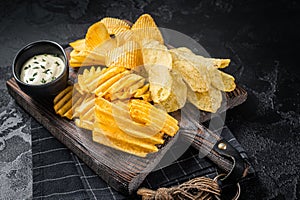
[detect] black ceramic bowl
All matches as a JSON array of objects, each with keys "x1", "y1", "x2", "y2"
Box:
[{"x1": 12, "y1": 40, "x2": 69, "y2": 97}]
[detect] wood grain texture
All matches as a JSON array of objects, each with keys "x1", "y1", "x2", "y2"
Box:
[{"x1": 6, "y1": 72, "x2": 247, "y2": 195}]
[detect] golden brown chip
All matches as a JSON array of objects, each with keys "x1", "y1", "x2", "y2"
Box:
[
  {"x1": 74, "y1": 94, "x2": 95, "y2": 118},
  {"x1": 170, "y1": 48, "x2": 210, "y2": 92},
  {"x1": 53, "y1": 85, "x2": 73, "y2": 105},
  {"x1": 53, "y1": 86, "x2": 73, "y2": 112},
  {"x1": 100, "y1": 17, "x2": 131, "y2": 35},
  {"x1": 69, "y1": 39, "x2": 85, "y2": 51},
  {"x1": 87, "y1": 66, "x2": 127, "y2": 93},
  {"x1": 209, "y1": 58, "x2": 231, "y2": 69},
  {"x1": 94, "y1": 70, "x2": 130, "y2": 96},
  {"x1": 105, "y1": 41, "x2": 143, "y2": 69},
  {"x1": 141, "y1": 40, "x2": 172, "y2": 103},
  {"x1": 209, "y1": 68, "x2": 236, "y2": 92},
  {"x1": 93, "y1": 124, "x2": 159, "y2": 157},
  {"x1": 53, "y1": 85, "x2": 77, "y2": 119},
  {"x1": 77, "y1": 66, "x2": 104, "y2": 93},
  {"x1": 115, "y1": 30, "x2": 134, "y2": 47},
  {"x1": 187, "y1": 85, "x2": 222, "y2": 113},
  {"x1": 131, "y1": 14, "x2": 164, "y2": 44},
  {"x1": 158, "y1": 70, "x2": 187, "y2": 112},
  {"x1": 106, "y1": 73, "x2": 145, "y2": 100},
  {"x1": 129, "y1": 99, "x2": 179, "y2": 137},
  {"x1": 94, "y1": 97, "x2": 165, "y2": 144},
  {"x1": 85, "y1": 22, "x2": 110, "y2": 50},
  {"x1": 69, "y1": 50, "x2": 105, "y2": 67},
  {"x1": 75, "y1": 118, "x2": 94, "y2": 131}
]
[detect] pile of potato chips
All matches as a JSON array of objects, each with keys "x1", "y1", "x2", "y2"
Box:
[{"x1": 53, "y1": 14, "x2": 236, "y2": 157}]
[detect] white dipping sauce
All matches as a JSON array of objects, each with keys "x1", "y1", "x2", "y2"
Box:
[{"x1": 20, "y1": 54, "x2": 64, "y2": 85}]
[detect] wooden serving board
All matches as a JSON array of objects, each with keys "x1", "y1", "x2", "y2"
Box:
[{"x1": 6, "y1": 65, "x2": 247, "y2": 195}]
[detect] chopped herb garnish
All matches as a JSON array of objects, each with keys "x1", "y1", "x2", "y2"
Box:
[
  {"x1": 41, "y1": 78, "x2": 46, "y2": 84},
  {"x1": 40, "y1": 65, "x2": 45, "y2": 69},
  {"x1": 33, "y1": 72, "x2": 38, "y2": 77},
  {"x1": 54, "y1": 54, "x2": 58, "y2": 57},
  {"x1": 51, "y1": 76, "x2": 56, "y2": 80},
  {"x1": 24, "y1": 64, "x2": 32, "y2": 70},
  {"x1": 34, "y1": 57, "x2": 37, "y2": 60},
  {"x1": 44, "y1": 54, "x2": 48, "y2": 56},
  {"x1": 55, "y1": 61, "x2": 60, "y2": 66},
  {"x1": 43, "y1": 69, "x2": 50, "y2": 74},
  {"x1": 50, "y1": 71, "x2": 53, "y2": 74},
  {"x1": 29, "y1": 78, "x2": 35, "y2": 81},
  {"x1": 26, "y1": 80, "x2": 28, "y2": 83},
  {"x1": 33, "y1": 66, "x2": 39, "y2": 69},
  {"x1": 42, "y1": 58, "x2": 46, "y2": 62},
  {"x1": 33, "y1": 61, "x2": 39, "y2": 64}
]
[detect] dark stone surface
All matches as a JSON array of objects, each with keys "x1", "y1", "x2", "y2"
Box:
[{"x1": 0, "y1": 0, "x2": 299, "y2": 199}]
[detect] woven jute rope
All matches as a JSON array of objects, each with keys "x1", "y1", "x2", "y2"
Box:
[{"x1": 137, "y1": 177, "x2": 221, "y2": 200}]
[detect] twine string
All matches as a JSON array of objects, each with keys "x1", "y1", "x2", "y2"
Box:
[{"x1": 137, "y1": 177, "x2": 221, "y2": 200}]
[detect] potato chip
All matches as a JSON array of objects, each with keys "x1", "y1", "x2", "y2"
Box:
[
  {"x1": 100, "y1": 17, "x2": 131, "y2": 35},
  {"x1": 105, "y1": 41, "x2": 143, "y2": 69},
  {"x1": 131, "y1": 14, "x2": 164, "y2": 44},
  {"x1": 170, "y1": 47, "x2": 231, "y2": 69},
  {"x1": 69, "y1": 39, "x2": 85, "y2": 51},
  {"x1": 141, "y1": 40, "x2": 172, "y2": 103},
  {"x1": 75, "y1": 118, "x2": 94, "y2": 131},
  {"x1": 69, "y1": 50, "x2": 105, "y2": 67},
  {"x1": 158, "y1": 70, "x2": 187, "y2": 112},
  {"x1": 85, "y1": 22, "x2": 110, "y2": 50},
  {"x1": 87, "y1": 66, "x2": 127, "y2": 93},
  {"x1": 106, "y1": 73, "x2": 145, "y2": 100},
  {"x1": 115, "y1": 30, "x2": 134, "y2": 47},
  {"x1": 53, "y1": 85, "x2": 73, "y2": 105},
  {"x1": 172, "y1": 59, "x2": 209, "y2": 93},
  {"x1": 129, "y1": 99, "x2": 179, "y2": 137},
  {"x1": 53, "y1": 86, "x2": 73, "y2": 112},
  {"x1": 134, "y1": 83, "x2": 149, "y2": 97},
  {"x1": 94, "y1": 70, "x2": 130, "y2": 96},
  {"x1": 75, "y1": 94, "x2": 95, "y2": 118},
  {"x1": 209, "y1": 68, "x2": 236, "y2": 92},
  {"x1": 94, "y1": 97, "x2": 165, "y2": 143},
  {"x1": 187, "y1": 85, "x2": 222, "y2": 113},
  {"x1": 209, "y1": 58, "x2": 231, "y2": 69},
  {"x1": 93, "y1": 124, "x2": 159, "y2": 157},
  {"x1": 77, "y1": 66, "x2": 103, "y2": 93},
  {"x1": 53, "y1": 85, "x2": 83, "y2": 119}
]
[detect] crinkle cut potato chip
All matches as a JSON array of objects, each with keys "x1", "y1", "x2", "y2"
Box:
[
  {"x1": 77, "y1": 66, "x2": 102, "y2": 94},
  {"x1": 85, "y1": 22, "x2": 110, "y2": 50},
  {"x1": 92, "y1": 97, "x2": 179, "y2": 157},
  {"x1": 53, "y1": 85, "x2": 87, "y2": 119},
  {"x1": 93, "y1": 98, "x2": 176, "y2": 157},
  {"x1": 131, "y1": 14, "x2": 164, "y2": 45},
  {"x1": 115, "y1": 30, "x2": 134, "y2": 47},
  {"x1": 95, "y1": 98, "x2": 166, "y2": 142},
  {"x1": 106, "y1": 73, "x2": 145, "y2": 101},
  {"x1": 94, "y1": 70, "x2": 131, "y2": 97},
  {"x1": 105, "y1": 41, "x2": 143, "y2": 69},
  {"x1": 100, "y1": 17, "x2": 131, "y2": 35}
]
